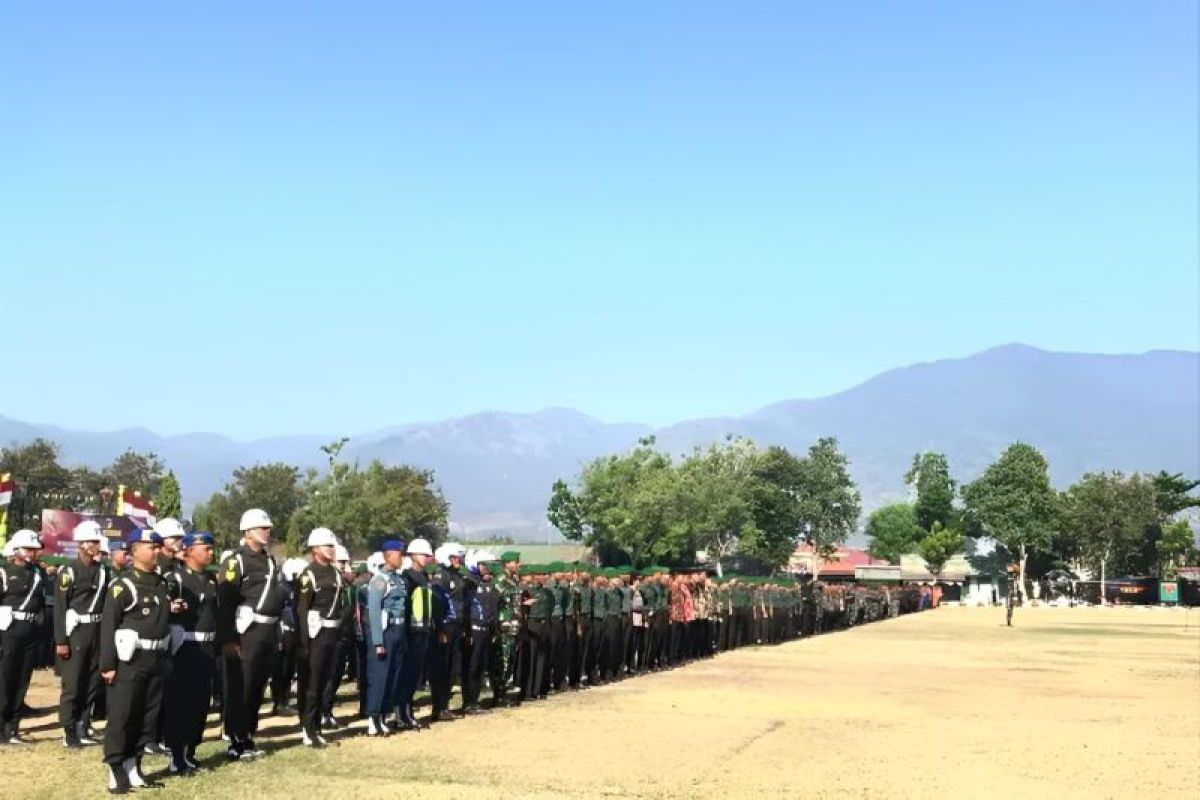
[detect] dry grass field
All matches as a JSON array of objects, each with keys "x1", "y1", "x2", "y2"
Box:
[{"x1": 4, "y1": 605, "x2": 1197, "y2": 799}]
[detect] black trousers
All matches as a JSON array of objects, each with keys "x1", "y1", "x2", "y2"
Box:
[
  {"x1": 429, "y1": 622, "x2": 461, "y2": 714},
  {"x1": 58, "y1": 623, "x2": 101, "y2": 729},
  {"x1": 297, "y1": 629, "x2": 337, "y2": 736},
  {"x1": 222, "y1": 621, "x2": 278, "y2": 742},
  {"x1": 520, "y1": 620, "x2": 548, "y2": 699},
  {"x1": 165, "y1": 641, "x2": 216, "y2": 751},
  {"x1": 103, "y1": 651, "x2": 167, "y2": 765},
  {"x1": 570, "y1": 620, "x2": 589, "y2": 687},
  {"x1": 587, "y1": 618, "x2": 607, "y2": 681},
  {"x1": 395, "y1": 630, "x2": 430, "y2": 722},
  {"x1": 461, "y1": 624, "x2": 490, "y2": 706},
  {"x1": 543, "y1": 618, "x2": 563, "y2": 693},
  {"x1": 270, "y1": 629, "x2": 297, "y2": 709},
  {"x1": 321, "y1": 634, "x2": 352, "y2": 717},
  {"x1": 560, "y1": 621, "x2": 578, "y2": 688},
  {"x1": 0, "y1": 622, "x2": 41, "y2": 732}
]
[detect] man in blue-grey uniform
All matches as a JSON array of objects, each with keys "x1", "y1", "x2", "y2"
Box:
[{"x1": 361, "y1": 540, "x2": 407, "y2": 736}]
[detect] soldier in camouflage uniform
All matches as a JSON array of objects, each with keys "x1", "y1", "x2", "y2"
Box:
[{"x1": 488, "y1": 551, "x2": 521, "y2": 707}]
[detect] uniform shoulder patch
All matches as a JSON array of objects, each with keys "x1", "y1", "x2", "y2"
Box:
[
  {"x1": 223, "y1": 559, "x2": 239, "y2": 582},
  {"x1": 112, "y1": 583, "x2": 123, "y2": 598}
]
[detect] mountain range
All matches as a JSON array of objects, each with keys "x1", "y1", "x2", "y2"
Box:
[{"x1": 2, "y1": 344, "x2": 1196, "y2": 541}]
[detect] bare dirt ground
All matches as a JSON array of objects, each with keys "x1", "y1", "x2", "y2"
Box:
[{"x1": 4, "y1": 606, "x2": 1197, "y2": 799}]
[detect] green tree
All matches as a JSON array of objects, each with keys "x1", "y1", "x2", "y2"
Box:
[
  {"x1": 676, "y1": 437, "x2": 761, "y2": 576},
  {"x1": 745, "y1": 446, "x2": 807, "y2": 569},
  {"x1": 918, "y1": 522, "x2": 965, "y2": 582},
  {"x1": 547, "y1": 437, "x2": 687, "y2": 566},
  {"x1": 156, "y1": 471, "x2": 182, "y2": 520},
  {"x1": 1060, "y1": 471, "x2": 1157, "y2": 600},
  {"x1": 905, "y1": 452, "x2": 957, "y2": 531},
  {"x1": 1156, "y1": 519, "x2": 1197, "y2": 578},
  {"x1": 288, "y1": 460, "x2": 449, "y2": 556},
  {"x1": 0, "y1": 438, "x2": 72, "y2": 528},
  {"x1": 106, "y1": 448, "x2": 166, "y2": 497},
  {"x1": 866, "y1": 502, "x2": 922, "y2": 564},
  {"x1": 794, "y1": 437, "x2": 861, "y2": 580},
  {"x1": 1129, "y1": 472, "x2": 1200, "y2": 576},
  {"x1": 961, "y1": 442, "x2": 1057, "y2": 604}
]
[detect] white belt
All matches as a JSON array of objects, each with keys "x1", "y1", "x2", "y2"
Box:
[
  {"x1": 319, "y1": 619, "x2": 341, "y2": 629},
  {"x1": 250, "y1": 612, "x2": 278, "y2": 624},
  {"x1": 75, "y1": 613, "x2": 102, "y2": 624},
  {"x1": 13, "y1": 611, "x2": 38, "y2": 621},
  {"x1": 138, "y1": 637, "x2": 170, "y2": 651},
  {"x1": 182, "y1": 631, "x2": 216, "y2": 643}
]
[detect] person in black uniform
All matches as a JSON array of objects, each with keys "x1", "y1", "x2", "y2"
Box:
[
  {"x1": 428, "y1": 542, "x2": 465, "y2": 721},
  {"x1": 270, "y1": 559, "x2": 304, "y2": 715},
  {"x1": 319, "y1": 544, "x2": 356, "y2": 731},
  {"x1": 55, "y1": 520, "x2": 108, "y2": 748},
  {"x1": 393, "y1": 537, "x2": 435, "y2": 730},
  {"x1": 100, "y1": 528, "x2": 180, "y2": 794},
  {"x1": 0, "y1": 528, "x2": 47, "y2": 745},
  {"x1": 460, "y1": 551, "x2": 499, "y2": 714},
  {"x1": 215, "y1": 508, "x2": 283, "y2": 761},
  {"x1": 295, "y1": 527, "x2": 345, "y2": 748},
  {"x1": 164, "y1": 531, "x2": 218, "y2": 775}
]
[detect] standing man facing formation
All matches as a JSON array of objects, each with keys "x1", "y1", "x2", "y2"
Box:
[
  {"x1": 55, "y1": 520, "x2": 107, "y2": 749},
  {"x1": 216, "y1": 508, "x2": 282, "y2": 761}
]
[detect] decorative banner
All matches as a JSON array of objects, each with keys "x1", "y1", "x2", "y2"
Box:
[
  {"x1": 40, "y1": 509, "x2": 143, "y2": 557},
  {"x1": 0, "y1": 472, "x2": 13, "y2": 506}
]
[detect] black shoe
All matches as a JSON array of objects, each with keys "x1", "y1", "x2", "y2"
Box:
[
  {"x1": 168, "y1": 752, "x2": 197, "y2": 776},
  {"x1": 107, "y1": 764, "x2": 132, "y2": 795},
  {"x1": 432, "y1": 710, "x2": 456, "y2": 723},
  {"x1": 64, "y1": 728, "x2": 84, "y2": 749},
  {"x1": 302, "y1": 729, "x2": 327, "y2": 748}
]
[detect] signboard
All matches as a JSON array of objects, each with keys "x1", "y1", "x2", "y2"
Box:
[
  {"x1": 40, "y1": 510, "x2": 143, "y2": 557},
  {"x1": 1159, "y1": 581, "x2": 1179, "y2": 604}
]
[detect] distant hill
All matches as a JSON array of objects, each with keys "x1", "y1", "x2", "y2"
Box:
[{"x1": 2, "y1": 344, "x2": 1196, "y2": 541}]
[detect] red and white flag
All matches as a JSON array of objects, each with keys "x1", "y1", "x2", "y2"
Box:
[
  {"x1": 118, "y1": 485, "x2": 157, "y2": 525},
  {"x1": 0, "y1": 473, "x2": 13, "y2": 507}
]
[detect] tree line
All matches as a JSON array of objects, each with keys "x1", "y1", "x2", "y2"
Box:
[
  {"x1": 866, "y1": 444, "x2": 1199, "y2": 599},
  {"x1": 547, "y1": 435, "x2": 861, "y2": 576},
  {"x1": 0, "y1": 437, "x2": 449, "y2": 554}
]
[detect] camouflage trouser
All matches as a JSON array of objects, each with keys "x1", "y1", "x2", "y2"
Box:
[{"x1": 488, "y1": 628, "x2": 519, "y2": 701}]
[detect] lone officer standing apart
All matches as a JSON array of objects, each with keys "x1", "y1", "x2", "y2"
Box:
[
  {"x1": 164, "y1": 531, "x2": 218, "y2": 775},
  {"x1": 362, "y1": 539, "x2": 407, "y2": 736},
  {"x1": 296, "y1": 528, "x2": 345, "y2": 747},
  {"x1": 0, "y1": 528, "x2": 47, "y2": 745},
  {"x1": 100, "y1": 528, "x2": 181, "y2": 794},
  {"x1": 216, "y1": 508, "x2": 283, "y2": 761},
  {"x1": 55, "y1": 520, "x2": 108, "y2": 748}
]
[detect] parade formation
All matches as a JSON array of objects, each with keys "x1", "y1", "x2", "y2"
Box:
[{"x1": 0, "y1": 510, "x2": 931, "y2": 795}]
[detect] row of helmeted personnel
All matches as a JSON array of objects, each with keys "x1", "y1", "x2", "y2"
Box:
[{"x1": 0, "y1": 510, "x2": 929, "y2": 794}]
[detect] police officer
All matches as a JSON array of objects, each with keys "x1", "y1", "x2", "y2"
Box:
[
  {"x1": 461, "y1": 550, "x2": 498, "y2": 713},
  {"x1": 429, "y1": 542, "x2": 465, "y2": 721},
  {"x1": 164, "y1": 531, "x2": 218, "y2": 775},
  {"x1": 55, "y1": 520, "x2": 108, "y2": 748},
  {"x1": 100, "y1": 528, "x2": 179, "y2": 794},
  {"x1": 296, "y1": 528, "x2": 345, "y2": 748},
  {"x1": 362, "y1": 540, "x2": 406, "y2": 735},
  {"x1": 270, "y1": 558, "x2": 306, "y2": 715},
  {"x1": 216, "y1": 508, "x2": 283, "y2": 760},
  {"x1": 0, "y1": 529, "x2": 47, "y2": 745},
  {"x1": 319, "y1": 543, "x2": 356, "y2": 731},
  {"x1": 394, "y1": 538, "x2": 434, "y2": 730}
]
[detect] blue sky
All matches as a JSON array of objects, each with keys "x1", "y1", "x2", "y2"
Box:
[{"x1": 2, "y1": 2, "x2": 1196, "y2": 438}]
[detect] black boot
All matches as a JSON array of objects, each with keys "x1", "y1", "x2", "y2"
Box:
[{"x1": 63, "y1": 726, "x2": 83, "y2": 749}]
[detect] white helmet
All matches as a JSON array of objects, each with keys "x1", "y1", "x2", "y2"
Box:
[
  {"x1": 306, "y1": 527, "x2": 339, "y2": 549},
  {"x1": 73, "y1": 520, "x2": 104, "y2": 543},
  {"x1": 445, "y1": 542, "x2": 466, "y2": 560},
  {"x1": 407, "y1": 538, "x2": 433, "y2": 557},
  {"x1": 335, "y1": 544, "x2": 350, "y2": 563},
  {"x1": 239, "y1": 508, "x2": 273, "y2": 531},
  {"x1": 466, "y1": 548, "x2": 496, "y2": 571},
  {"x1": 9, "y1": 529, "x2": 43, "y2": 550},
  {"x1": 154, "y1": 517, "x2": 186, "y2": 540},
  {"x1": 1, "y1": 540, "x2": 14, "y2": 558},
  {"x1": 98, "y1": 536, "x2": 112, "y2": 555},
  {"x1": 366, "y1": 552, "x2": 385, "y2": 575},
  {"x1": 281, "y1": 557, "x2": 309, "y2": 581}
]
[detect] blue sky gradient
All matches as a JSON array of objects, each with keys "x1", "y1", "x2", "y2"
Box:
[{"x1": 2, "y1": 2, "x2": 1196, "y2": 437}]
